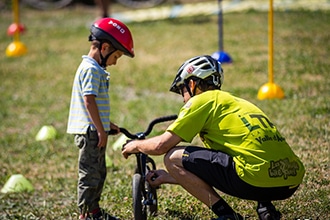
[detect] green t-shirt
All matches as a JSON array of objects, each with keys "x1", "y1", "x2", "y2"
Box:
[{"x1": 167, "y1": 90, "x2": 305, "y2": 187}]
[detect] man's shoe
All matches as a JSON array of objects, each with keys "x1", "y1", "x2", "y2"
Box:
[
  {"x1": 212, "y1": 212, "x2": 244, "y2": 220},
  {"x1": 257, "y1": 206, "x2": 281, "y2": 220}
]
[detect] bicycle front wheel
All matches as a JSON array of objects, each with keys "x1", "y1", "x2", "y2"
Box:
[
  {"x1": 146, "y1": 182, "x2": 158, "y2": 216},
  {"x1": 146, "y1": 161, "x2": 158, "y2": 216},
  {"x1": 132, "y1": 173, "x2": 147, "y2": 220},
  {"x1": 116, "y1": 0, "x2": 165, "y2": 9},
  {"x1": 23, "y1": 0, "x2": 73, "y2": 10}
]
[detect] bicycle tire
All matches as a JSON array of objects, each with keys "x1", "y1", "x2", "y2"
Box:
[
  {"x1": 23, "y1": 0, "x2": 73, "y2": 10},
  {"x1": 146, "y1": 182, "x2": 158, "y2": 216},
  {"x1": 132, "y1": 173, "x2": 147, "y2": 220},
  {"x1": 116, "y1": 0, "x2": 165, "y2": 9},
  {"x1": 146, "y1": 160, "x2": 158, "y2": 216}
]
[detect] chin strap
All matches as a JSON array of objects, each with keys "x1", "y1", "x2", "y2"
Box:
[
  {"x1": 89, "y1": 36, "x2": 116, "y2": 68},
  {"x1": 183, "y1": 81, "x2": 193, "y2": 97},
  {"x1": 89, "y1": 35, "x2": 115, "y2": 69},
  {"x1": 184, "y1": 79, "x2": 201, "y2": 97},
  {"x1": 99, "y1": 42, "x2": 117, "y2": 69},
  {"x1": 100, "y1": 49, "x2": 116, "y2": 68}
]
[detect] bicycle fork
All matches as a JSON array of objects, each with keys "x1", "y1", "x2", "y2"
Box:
[{"x1": 135, "y1": 153, "x2": 157, "y2": 206}]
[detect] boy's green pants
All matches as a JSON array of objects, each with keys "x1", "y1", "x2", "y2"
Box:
[{"x1": 74, "y1": 128, "x2": 107, "y2": 214}]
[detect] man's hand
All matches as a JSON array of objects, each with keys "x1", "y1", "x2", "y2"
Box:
[
  {"x1": 121, "y1": 140, "x2": 139, "y2": 159},
  {"x1": 146, "y1": 169, "x2": 178, "y2": 187}
]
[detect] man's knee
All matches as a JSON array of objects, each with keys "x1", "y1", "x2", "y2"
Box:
[
  {"x1": 163, "y1": 147, "x2": 185, "y2": 169},
  {"x1": 163, "y1": 149, "x2": 173, "y2": 168}
]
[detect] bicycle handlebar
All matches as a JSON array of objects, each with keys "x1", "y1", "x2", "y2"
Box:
[{"x1": 112, "y1": 115, "x2": 177, "y2": 139}]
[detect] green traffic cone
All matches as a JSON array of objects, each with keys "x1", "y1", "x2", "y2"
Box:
[
  {"x1": 112, "y1": 134, "x2": 128, "y2": 151},
  {"x1": 35, "y1": 125, "x2": 57, "y2": 141},
  {"x1": 1, "y1": 174, "x2": 34, "y2": 193},
  {"x1": 105, "y1": 154, "x2": 113, "y2": 168}
]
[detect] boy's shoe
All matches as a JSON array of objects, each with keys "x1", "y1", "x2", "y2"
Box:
[
  {"x1": 79, "y1": 214, "x2": 87, "y2": 220},
  {"x1": 257, "y1": 206, "x2": 281, "y2": 220},
  {"x1": 91, "y1": 209, "x2": 120, "y2": 220},
  {"x1": 81, "y1": 209, "x2": 120, "y2": 220},
  {"x1": 212, "y1": 212, "x2": 244, "y2": 220}
]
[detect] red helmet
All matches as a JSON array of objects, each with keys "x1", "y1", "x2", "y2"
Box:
[{"x1": 90, "y1": 18, "x2": 134, "y2": 58}]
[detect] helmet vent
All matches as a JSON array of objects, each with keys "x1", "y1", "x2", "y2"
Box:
[{"x1": 201, "y1": 64, "x2": 212, "y2": 70}]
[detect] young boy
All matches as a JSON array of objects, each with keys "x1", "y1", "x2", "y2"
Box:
[{"x1": 67, "y1": 18, "x2": 134, "y2": 220}]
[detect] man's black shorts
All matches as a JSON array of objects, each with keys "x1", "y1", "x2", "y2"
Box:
[{"x1": 181, "y1": 146, "x2": 298, "y2": 201}]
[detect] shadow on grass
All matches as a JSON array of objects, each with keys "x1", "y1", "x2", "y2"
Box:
[{"x1": 165, "y1": 208, "x2": 199, "y2": 220}]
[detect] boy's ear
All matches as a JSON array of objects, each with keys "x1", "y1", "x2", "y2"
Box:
[
  {"x1": 101, "y1": 42, "x2": 108, "y2": 50},
  {"x1": 102, "y1": 42, "x2": 114, "y2": 50}
]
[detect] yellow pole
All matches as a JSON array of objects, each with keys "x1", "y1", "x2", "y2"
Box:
[
  {"x1": 268, "y1": 0, "x2": 274, "y2": 84},
  {"x1": 257, "y1": 0, "x2": 284, "y2": 100},
  {"x1": 6, "y1": 0, "x2": 27, "y2": 57},
  {"x1": 13, "y1": 0, "x2": 20, "y2": 42}
]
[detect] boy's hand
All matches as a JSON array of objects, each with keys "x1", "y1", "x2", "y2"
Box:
[
  {"x1": 109, "y1": 122, "x2": 120, "y2": 135},
  {"x1": 97, "y1": 130, "x2": 108, "y2": 148}
]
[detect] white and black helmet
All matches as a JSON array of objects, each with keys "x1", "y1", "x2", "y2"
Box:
[{"x1": 170, "y1": 55, "x2": 224, "y2": 95}]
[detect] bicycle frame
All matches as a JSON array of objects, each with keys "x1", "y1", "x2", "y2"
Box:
[
  {"x1": 134, "y1": 133, "x2": 157, "y2": 209},
  {"x1": 136, "y1": 153, "x2": 157, "y2": 202},
  {"x1": 21, "y1": 0, "x2": 165, "y2": 10},
  {"x1": 117, "y1": 115, "x2": 177, "y2": 219}
]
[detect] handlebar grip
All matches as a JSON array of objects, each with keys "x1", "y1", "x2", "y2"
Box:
[
  {"x1": 108, "y1": 129, "x2": 118, "y2": 135},
  {"x1": 120, "y1": 128, "x2": 137, "y2": 139},
  {"x1": 115, "y1": 114, "x2": 178, "y2": 139},
  {"x1": 144, "y1": 114, "x2": 177, "y2": 136}
]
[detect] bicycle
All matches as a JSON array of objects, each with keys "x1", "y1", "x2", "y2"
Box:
[
  {"x1": 21, "y1": 0, "x2": 166, "y2": 10},
  {"x1": 22, "y1": 0, "x2": 73, "y2": 10},
  {"x1": 113, "y1": 115, "x2": 177, "y2": 220}
]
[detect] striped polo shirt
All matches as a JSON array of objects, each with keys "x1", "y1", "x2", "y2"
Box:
[{"x1": 67, "y1": 55, "x2": 110, "y2": 134}]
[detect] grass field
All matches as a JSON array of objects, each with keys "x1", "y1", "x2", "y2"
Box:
[{"x1": 0, "y1": 3, "x2": 329, "y2": 220}]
